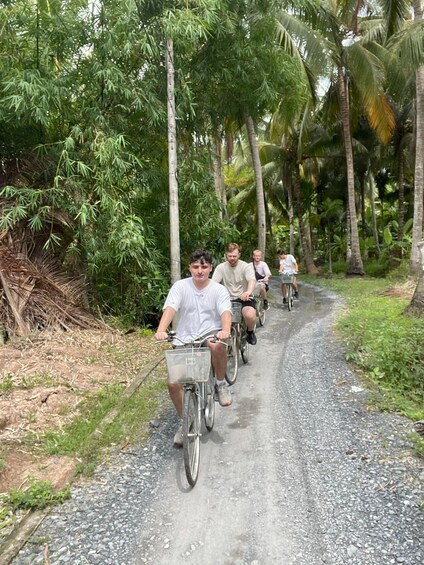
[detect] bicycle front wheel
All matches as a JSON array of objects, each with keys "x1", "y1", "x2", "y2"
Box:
[
  {"x1": 258, "y1": 301, "x2": 266, "y2": 326},
  {"x1": 240, "y1": 333, "x2": 250, "y2": 364},
  {"x1": 204, "y1": 369, "x2": 215, "y2": 431},
  {"x1": 287, "y1": 285, "x2": 292, "y2": 311},
  {"x1": 183, "y1": 389, "x2": 200, "y2": 487},
  {"x1": 225, "y1": 326, "x2": 239, "y2": 386}
]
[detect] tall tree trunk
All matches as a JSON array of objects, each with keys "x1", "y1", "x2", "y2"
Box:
[
  {"x1": 410, "y1": 63, "x2": 424, "y2": 275},
  {"x1": 368, "y1": 167, "x2": 380, "y2": 255},
  {"x1": 287, "y1": 177, "x2": 295, "y2": 255},
  {"x1": 410, "y1": 1, "x2": 424, "y2": 276},
  {"x1": 398, "y1": 153, "x2": 405, "y2": 245},
  {"x1": 166, "y1": 38, "x2": 180, "y2": 283},
  {"x1": 245, "y1": 115, "x2": 266, "y2": 254},
  {"x1": 405, "y1": 242, "x2": 424, "y2": 316},
  {"x1": 337, "y1": 65, "x2": 364, "y2": 275},
  {"x1": 391, "y1": 153, "x2": 406, "y2": 264},
  {"x1": 211, "y1": 127, "x2": 227, "y2": 219},
  {"x1": 293, "y1": 167, "x2": 319, "y2": 274}
]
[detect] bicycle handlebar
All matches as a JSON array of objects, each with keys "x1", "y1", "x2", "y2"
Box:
[{"x1": 157, "y1": 331, "x2": 228, "y2": 347}]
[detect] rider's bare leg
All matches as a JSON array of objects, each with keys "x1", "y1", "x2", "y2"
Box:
[
  {"x1": 168, "y1": 383, "x2": 183, "y2": 417},
  {"x1": 243, "y1": 305, "x2": 256, "y2": 332},
  {"x1": 208, "y1": 340, "x2": 227, "y2": 381}
]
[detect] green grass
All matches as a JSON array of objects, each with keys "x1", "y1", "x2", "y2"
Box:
[
  {"x1": 33, "y1": 374, "x2": 167, "y2": 475},
  {"x1": 302, "y1": 273, "x2": 424, "y2": 437}
]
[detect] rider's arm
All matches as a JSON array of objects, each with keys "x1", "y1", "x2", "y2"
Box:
[
  {"x1": 216, "y1": 310, "x2": 232, "y2": 340},
  {"x1": 155, "y1": 306, "x2": 176, "y2": 340},
  {"x1": 246, "y1": 278, "x2": 256, "y2": 296}
]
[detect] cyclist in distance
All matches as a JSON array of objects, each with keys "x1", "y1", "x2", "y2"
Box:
[
  {"x1": 212, "y1": 242, "x2": 258, "y2": 345},
  {"x1": 278, "y1": 248, "x2": 299, "y2": 303},
  {"x1": 155, "y1": 249, "x2": 232, "y2": 447},
  {"x1": 250, "y1": 249, "x2": 271, "y2": 310}
]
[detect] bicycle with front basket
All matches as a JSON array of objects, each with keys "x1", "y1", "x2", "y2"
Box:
[
  {"x1": 164, "y1": 332, "x2": 226, "y2": 487},
  {"x1": 280, "y1": 272, "x2": 296, "y2": 311}
]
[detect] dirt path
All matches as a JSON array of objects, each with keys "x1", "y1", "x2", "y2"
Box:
[{"x1": 8, "y1": 280, "x2": 424, "y2": 565}]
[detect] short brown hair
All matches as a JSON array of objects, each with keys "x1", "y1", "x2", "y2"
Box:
[{"x1": 226, "y1": 243, "x2": 240, "y2": 253}]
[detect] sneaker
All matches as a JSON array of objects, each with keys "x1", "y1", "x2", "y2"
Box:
[
  {"x1": 216, "y1": 382, "x2": 232, "y2": 407},
  {"x1": 294, "y1": 291, "x2": 299, "y2": 299},
  {"x1": 173, "y1": 425, "x2": 183, "y2": 448},
  {"x1": 263, "y1": 299, "x2": 269, "y2": 310},
  {"x1": 246, "y1": 331, "x2": 257, "y2": 345},
  {"x1": 283, "y1": 297, "x2": 287, "y2": 304}
]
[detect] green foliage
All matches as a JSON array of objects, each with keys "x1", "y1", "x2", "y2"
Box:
[{"x1": 6, "y1": 477, "x2": 70, "y2": 511}]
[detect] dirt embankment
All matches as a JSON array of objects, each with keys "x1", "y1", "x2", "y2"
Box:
[{"x1": 0, "y1": 329, "x2": 160, "y2": 493}]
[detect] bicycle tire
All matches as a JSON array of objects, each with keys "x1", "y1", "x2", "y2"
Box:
[
  {"x1": 287, "y1": 285, "x2": 292, "y2": 311},
  {"x1": 204, "y1": 369, "x2": 215, "y2": 431},
  {"x1": 240, "y1": 331, "x2": 250, "y2": 364},
  {"x1": 258, "y1": 300, "x2": 266, "y2": 326},
  {"x1": 225, "y1": 326, "x2": 239, "y2": 386},
  {"x1": 183, "y1": 388, "x2": 200, "y2": 487}
]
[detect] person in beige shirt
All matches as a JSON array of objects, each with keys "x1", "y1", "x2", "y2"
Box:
[{"x1": 212, "y1": 243, "x2": 258, "y2": 345}]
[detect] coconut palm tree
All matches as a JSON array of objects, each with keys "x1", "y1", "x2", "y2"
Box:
[{"x1": 275, "y1": 0, "x2": 398, "y2": 275}]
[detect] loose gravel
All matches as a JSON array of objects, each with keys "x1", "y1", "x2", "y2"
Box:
[{"x1": 8, "y1": 281, "x2": 423, "y2": 565}]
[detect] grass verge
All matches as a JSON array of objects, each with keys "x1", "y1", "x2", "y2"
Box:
[
  {"x1": 0, "y1": 359, "x2": 168, "y2": 535},
  {"x1": 302, "y1": 273, "x2": 424, "y2": 456}
]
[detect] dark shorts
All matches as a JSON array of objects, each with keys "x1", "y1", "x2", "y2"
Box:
[{"x1": 232, "y1": 298, "x2": 256, "y2": 309}]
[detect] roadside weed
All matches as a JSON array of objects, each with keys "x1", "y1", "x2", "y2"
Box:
[{"x1": 6, "y1": 477, "x2": 70, "y2": 511}]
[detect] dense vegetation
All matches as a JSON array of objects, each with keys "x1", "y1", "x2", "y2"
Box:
[{"x1": 1, "y1": 0, "x2": 423, "y2": 327}]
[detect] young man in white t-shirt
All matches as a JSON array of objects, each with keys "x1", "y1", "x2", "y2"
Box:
[
  {"x1": 278, "y1": 249, "x2": 299, "y2": 302},
  {"x1": 155, "y1": 249, "x2": 232, "y2": 447}
]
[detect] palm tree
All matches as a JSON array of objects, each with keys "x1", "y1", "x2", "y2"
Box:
[{"x1": 276, "y1": 1, "x2": 397, "y2": 275}]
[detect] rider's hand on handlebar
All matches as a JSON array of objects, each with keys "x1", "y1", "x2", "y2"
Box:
[
  {"x1": 155, "y1": 331, "x2": 169, "y2": 341},
  {"x1": 215, "y1": 329, "x2": 231, "y2": 341}
]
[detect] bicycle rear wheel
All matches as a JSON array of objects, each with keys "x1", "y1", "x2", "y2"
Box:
[
  {"x1": 183, "y1": 388, "x2": 200, "y2": 487},
  {"x1": 225, "y1": 326, "x2": 239, "y2": 386},
  {"x1": 204, "y1": 369, "x2": 215, "y2": 431}
]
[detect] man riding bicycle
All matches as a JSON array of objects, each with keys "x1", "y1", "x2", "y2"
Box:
[
  {"x1": 155, "y1": 249, "x2": 232, "y2": 447},
  {"x1": 212, "y1": 243, "x2": 258, "y2": 345},
  {"x1": 250, "y1": 249, "x2": 271, "y2": 310}
]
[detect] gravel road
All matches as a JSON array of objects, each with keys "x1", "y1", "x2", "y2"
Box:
[{"x1": 10, "y1": 280, "x2": 423, "y2": 565}]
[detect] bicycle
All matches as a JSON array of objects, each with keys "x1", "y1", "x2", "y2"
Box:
[
  {"x1": 280, "y1": 273, "x2": 295, "y2": 311},
  {"x1": 164, "y1": 333, "x2": 225, "y2": 487},
  {"x1": 229, "y1": 299, "x2": 253, "y2": 366}
]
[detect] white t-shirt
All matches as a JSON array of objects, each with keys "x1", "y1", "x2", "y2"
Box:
[
  {"x1": 164, "y1": 278, "x2": 231, "y2": 343},
  {"x1": 280, "y1": 254, "x2": 297, "y2": 274},
  {"x1": 212, "y1": 260, "x2": 255, "y2": 299}
]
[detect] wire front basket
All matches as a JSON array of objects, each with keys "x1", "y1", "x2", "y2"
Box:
[
  {"x1": 165, "y1": 347, "x2": 211, "y2": 384},
  {"x1": 280, "y1": 273, "x2": 295, "y2": 284}
]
